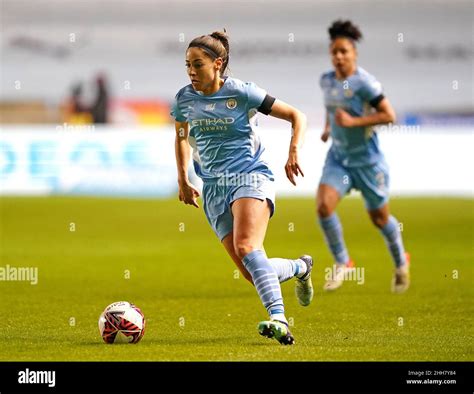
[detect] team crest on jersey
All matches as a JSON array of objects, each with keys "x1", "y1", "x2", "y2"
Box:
[
  {"x1": 226, "y1": 98, "x2": 237, "y2": 109},
  {"x1": 344, "y1": 89, "x2": 354, "y2": 98}
]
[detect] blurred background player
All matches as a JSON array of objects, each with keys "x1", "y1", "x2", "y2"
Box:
[
  {"x1": 90, "y1": 73, "x2": 110, "y2": 124},
  {"x1": 65, "y1": 73, "x2": 110, "y2": 125},
  {"x1": 172, "y1": 31, "x2": 313, "y2": 345},
  {"x1": 66, "y1": 81, "x2": 92, "y2": 124},
  {"x1": 317, "y1": 20, "x2": 410, "y2": 293}
]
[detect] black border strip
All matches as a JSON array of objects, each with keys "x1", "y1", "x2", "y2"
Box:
[{"x1": 0, "y1": 361, "x2": 472, "y2": 393}]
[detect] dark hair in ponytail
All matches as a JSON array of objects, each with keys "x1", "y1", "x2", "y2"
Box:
[
  {"x1": 188, "y1": 29, "x2": 230, "y2": 74},
  {"x1": 328, "y1": 20, "x2": 362, "y2": 44}
]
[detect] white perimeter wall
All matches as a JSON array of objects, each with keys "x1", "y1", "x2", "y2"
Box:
[{"x1": 0, "y1": 126, "x2": 472, "y2": 197}]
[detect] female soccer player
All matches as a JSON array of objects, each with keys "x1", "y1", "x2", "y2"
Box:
[
  {"x1": 172, "y1": 31, "x2": 313, "y2": 345},
  {"x1": 317, "y1": 20, "x2": 410, "y2": 293}
]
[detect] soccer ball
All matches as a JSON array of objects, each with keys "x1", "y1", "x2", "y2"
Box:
[{"x1": 98, "y1": 301, "x2": 146, "y2": 344}]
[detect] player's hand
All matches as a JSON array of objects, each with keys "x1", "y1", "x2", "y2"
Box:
[
  {"x1": 285, "y1": 148, "x2": 304, "y2": 186},
  {"x1": 335, "y1": 108, "x2": 356, "y2": 127},
  {"x1": 178, "y1": 180, "x2": 200, "y2": 208},
  {"x1": 321, "y1": 130, "x2": 330, "y2": 142}
]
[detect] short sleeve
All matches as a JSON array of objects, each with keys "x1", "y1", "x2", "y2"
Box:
[
  {"x1": 319, "y1": 74, "x2": 325, "y2": 89},
  {"x1": 246, "y1": 82, "x2": 267, "y2": 109},
  {"x1": 357, "y1": 75, "x2": 383, "y2": 103},
  {"x1": 170, "y1": 93, "x2": 186, "y2": 122},
  {"x1": 319, "y1": 72, "x2": 333, "y2": 90}
]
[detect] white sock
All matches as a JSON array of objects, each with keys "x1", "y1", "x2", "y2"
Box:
[
  {"x1": 268, "y1": 258, "x2": 307, "y2": 282},
  {"x1": 270, "y1": 313, "x2": 288, "y2": 325},
  {"x1": 295, "y1": 259, "x2": 308, "y2": 279}
]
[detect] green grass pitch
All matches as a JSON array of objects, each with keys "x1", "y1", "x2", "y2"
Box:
[{"x1": 0, "y1": 196, "x2": 472, "y2": 361}]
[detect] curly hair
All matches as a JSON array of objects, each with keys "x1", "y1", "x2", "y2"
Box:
[{"x1": 328, "y1": 20, "x2": 363, "y2": 43}]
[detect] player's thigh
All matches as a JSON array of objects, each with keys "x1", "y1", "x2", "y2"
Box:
[
  {"x1": 353, "y1": 161, "x2": 390, "y2": 212},
  {"x1": 318, "y1": 157, "x2": 352, "y2": 217},
  {"x1": 221, "y1": 232, "x2": 253, "y2": 283},
  {"x1": 231, "y1": 197, "x2": 271, "y2": 256}
]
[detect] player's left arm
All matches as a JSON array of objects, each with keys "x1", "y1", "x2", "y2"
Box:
[
  {"x1": 335, "y1": 97, "x2": 396, "y2": 128},
  {"x1": 267, "y1": 99, "x2": 307, "y2": 186}
]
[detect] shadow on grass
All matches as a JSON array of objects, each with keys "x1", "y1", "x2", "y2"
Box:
[{"x1": 80, "y1": 336, "x2": 262, "y2": 347}]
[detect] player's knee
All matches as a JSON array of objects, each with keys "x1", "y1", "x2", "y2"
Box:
[
  {"x1": 234, "y1": 241, "x2": 256, "y2": 260},
  {"x1": 317, "y1": 200, "x2": 334, "y2": 218},
  {"x1": 370, "y1": 212, "x2": 388, "y2": 228}
]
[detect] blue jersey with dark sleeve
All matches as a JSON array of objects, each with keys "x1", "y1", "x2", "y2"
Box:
[
  {"x1": 320, "y1": 67, "x2": 385, "y2": 167},
  {"x1": 171, "y1": 76, "x2": 274, "y2": 182}
]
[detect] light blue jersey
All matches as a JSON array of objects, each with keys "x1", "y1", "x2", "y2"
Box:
[
  {"x1": 171, "y1": 76, "x2": 274, "y2": 183},
  {"x1": 320, "y1": 67, "x2": 384, "y2": 168},
  {"x1": 318, "y1": 69, "x2": 407, "y2": 269},
  {"x1": 171, "y1": 76, "x2": 276, "y2": 241}
]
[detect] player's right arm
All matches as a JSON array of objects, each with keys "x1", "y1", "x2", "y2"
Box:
[
  {"x1": 321, "y1": 111, "x2": 330, "y2": 142},
  {"x1": 174, "y1": 121, "x2": 200, "y2": 208}
]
